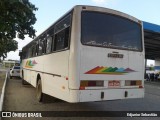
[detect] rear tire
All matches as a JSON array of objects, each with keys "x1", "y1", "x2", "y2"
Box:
[{"x1": 36, "y1": 79, "x2": 43, "y2": 102}]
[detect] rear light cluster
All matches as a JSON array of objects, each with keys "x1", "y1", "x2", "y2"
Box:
[
  {"x1": 80, "y1": 80, "x2": 104, "y2": 90},
  {"x1": 125, "y1": 80, "x2": 143, "y2": 88}
]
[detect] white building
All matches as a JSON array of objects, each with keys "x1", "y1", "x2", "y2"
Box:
[{"x1": 2, "y1": 60, "x2": 20, "y2": 68}]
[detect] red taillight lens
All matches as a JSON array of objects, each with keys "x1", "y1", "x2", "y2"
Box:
[
  {"x1": 88, "y1": 81, "x2": 96, "y2": 86},
  {"x1": 130, "y1": 81, "x2": 136, "y2": 85}
]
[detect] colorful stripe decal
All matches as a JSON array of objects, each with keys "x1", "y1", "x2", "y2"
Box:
[
  {"x1": 85, "y1": 66, "x2": 136, "y2": 75},
  {"x1": 25, "y1": 60, "x2": 37, "y2": 68}
]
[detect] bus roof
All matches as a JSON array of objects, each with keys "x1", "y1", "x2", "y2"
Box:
[
  {"x1": 22, "y1": 6, "x2": 75, "y2": 49},
  {"x1": 22, "y1": 5, "x2": 141, "y2": 49}
]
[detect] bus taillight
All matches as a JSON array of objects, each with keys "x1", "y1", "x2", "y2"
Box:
[
  {"x1": 80, "y1": 80, "x2": 104, "y2": 88},
  {"x1": 125, "y1": 80, "x2": 142, "y2": 86}
]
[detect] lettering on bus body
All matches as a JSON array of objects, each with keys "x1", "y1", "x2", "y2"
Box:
[{"x1": 108, "y1": 53, "x2": 124, "y2": 58}]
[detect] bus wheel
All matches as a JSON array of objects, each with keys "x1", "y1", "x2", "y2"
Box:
[{"x1": 36, "y1": 79, "x2": 43, "y2": 102}]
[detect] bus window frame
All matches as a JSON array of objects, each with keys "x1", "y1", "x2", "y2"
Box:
[
  {"x1": 53, "y1": 14, "x2": 72, "y2": 52},
  {"x1": 21, "y1": 11, "x2": 73, "y2": 60},
  {"x1": 81, "y1": 11, "x2": 143, "y2": 52}
]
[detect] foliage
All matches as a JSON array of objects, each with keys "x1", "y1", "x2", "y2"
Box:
[
  {"x1": 0, "y1": 39, "x2": 18, "y2": 60},
  {"x1": 0, "y1": 0, "x2": 38, "y2": 40},
  {"x1": 150, "y1": 67, "x2": 155, "y2": 71},
  {"x1": 0, "y1": 0, "x2": 38, "y2": 59}
]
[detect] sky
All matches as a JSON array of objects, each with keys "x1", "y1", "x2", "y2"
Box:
[{"x1": 6, "y1": 0, "x2": 160, "y2": 65}]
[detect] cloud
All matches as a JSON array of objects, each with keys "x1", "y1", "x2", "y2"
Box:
[{"x1": 91, "y1": 0, "x2": 108, "y2": 5}]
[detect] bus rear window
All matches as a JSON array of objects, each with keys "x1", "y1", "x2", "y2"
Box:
[{"x1": 81, "y1": 11, "x2": 142, "y2": 51}]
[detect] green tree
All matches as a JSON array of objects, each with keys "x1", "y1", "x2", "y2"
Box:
[
  {"x1": 0, "y1": 0, "x2": 38, "y2": 59},
  {"x1": 0, "y1": 39, "x2": 18, "y2": 60}
]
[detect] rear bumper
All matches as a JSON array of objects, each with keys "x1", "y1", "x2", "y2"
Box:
[{"x1": 69, "y1": 88, "x2": 144, "y2": 103}]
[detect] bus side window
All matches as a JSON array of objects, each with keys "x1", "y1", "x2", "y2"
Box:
[
  {"x1": 42, "y1": 40, "x2": 46, "y2": 54},
  {"x1": 28, "y1": 48, "x2": 32, "y2": 58},
  {"x1": 53, "y1": 15, "x2": 71, "y2": 51},
  {"x1": 35, "y1": 44, "x2": 39, "y2": 56},
  {"x1": 54, "y1": 27, "x2": 70, "y2": 51},
  {"x1": 46, "y1": 37, "x2": 52, "y2": 53},
  {"x1": 22, "y1": 49, "x2": 27, "y2": 59},
  {"x1": 54, "y1": 30, "x2": 65, "y2": 51},
  {"x1": 52, "y1": 36, "x2": 55, "y2": 51},
  {"x1": 64, "y1": 27, "x2": 70, "y2": 48},
  {"x1": 32, "y1": 46, "x2": 36, "y2": 57},
  {"x1": 26, "y1": 47, "x2": 31, "y2": 58},
  {"x1": 38, "y1": 40, "x2": 43, "y2": 55}
]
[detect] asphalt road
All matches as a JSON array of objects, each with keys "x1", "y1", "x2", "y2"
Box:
[{"x1": 2, "y1": 78, "x2": 160, "y2": 120}]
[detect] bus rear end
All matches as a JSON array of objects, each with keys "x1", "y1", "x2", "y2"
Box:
[{"x1": 69, "y1": 6, "x2": 144, "y2": 102}]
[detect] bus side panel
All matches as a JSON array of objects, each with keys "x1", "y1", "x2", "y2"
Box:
[
  {"x1": 68, "y1": 6, "x2": 81, "y2": 90},
  {"x1": 42, "y1": 51, "x2": 70, "y2": 101},
  {"x1": 30, "y1": 71, "x2": 38, "y2": 87},
  {"x1": 42, "y1": 74, "x2": 70, "y2": 101},
  {"x1": 22, "y1": 65, "x2": 31, "y2": 84},
  {"x1": 21, "y1": 50, "x2": 71, "y2": 102},
  {"x1": 21, "y1": 60, "x2": 36, "y2": 85},
  {"x1": 26, "y1": 70, "x2": 31, "y2": 83}
]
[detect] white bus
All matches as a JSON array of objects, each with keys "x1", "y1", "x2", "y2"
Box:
[{"x1": 20, "y1": 5, "x2": 144, "y2": 103}]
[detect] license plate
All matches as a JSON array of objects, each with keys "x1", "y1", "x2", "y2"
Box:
[
  {"x1": 108, "y1": 80, "x2": 120, "y2": 87},
  {"x1": 17, "y1": 71, "x2": 20, "y2": 73}
]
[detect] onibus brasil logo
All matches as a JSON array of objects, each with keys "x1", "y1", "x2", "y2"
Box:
[{"x1": 25, "y1": 60, "x2": 37, "y2": 68}]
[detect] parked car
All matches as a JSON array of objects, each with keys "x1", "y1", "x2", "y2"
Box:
[{"x1": 10, "y1": 66, "x2": 20, "y2": 79}]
